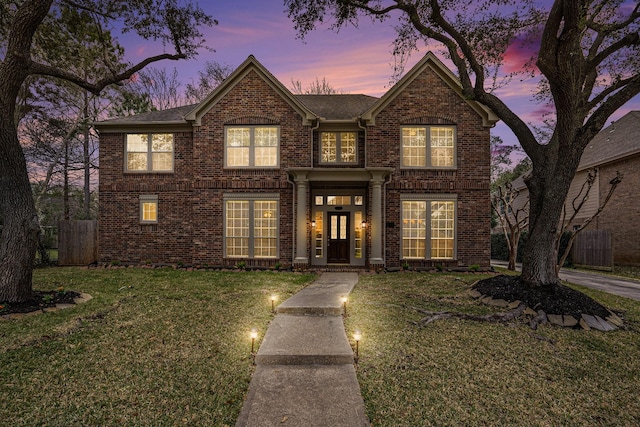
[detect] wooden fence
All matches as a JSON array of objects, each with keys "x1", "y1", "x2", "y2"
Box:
[
  {"x1": 571, "y1": 229, "x2": 613, "y2": 271},
  {"x1": 58, "y1": 220, "x2": 98, "y2": 266}
]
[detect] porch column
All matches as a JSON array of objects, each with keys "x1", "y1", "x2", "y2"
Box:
[
  {"x1": 370, "y1": 176, "x2": 385, "y2": 265},
  {"x1": 294, "y1": 174, "x2": 309, "y2": 264}
]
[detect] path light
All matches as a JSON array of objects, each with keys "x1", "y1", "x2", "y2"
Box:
[
  {"x1": 353, "y1": 329, "x2": 362, "y2": 363},
  {"x1": 250, "y1": 328, "x2": 258, "y2": 354},
  {"x1": 340, "y1": 295, "x2": 348, "y2": 315},
  {"x1": 270, "y1": 294, "x2": 277, "y2": 313}
]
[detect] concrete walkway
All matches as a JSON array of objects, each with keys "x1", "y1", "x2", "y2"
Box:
[
  {"x1": 491, "y1": 260, "x2": 640, "y2": 301},
  {"x1": 235, "y1": 273, "x2": 369, "y2": 427}
]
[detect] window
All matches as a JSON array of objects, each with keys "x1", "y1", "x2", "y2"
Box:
[
  {"x1": 225, "y1": 126, "x2": 279, "y2": 167},
  {"x1": 126, "y1": 134, "x2": 173, "y2": 172},
  {"x1": 320, "y1": 132, "x2": 357, "y2": 164},
  {"x1": 140, "y1": 195, "x2": 158, "y2": 224},
  {"x1": 224, "y1": 195, "x2": 279, "y2": 258},
  {"x1": 401, "y1": 196, "x2": 456, "y2": 259},
  {"x1": 401, "y1": 126, "x2": 455, "y2": 168}
]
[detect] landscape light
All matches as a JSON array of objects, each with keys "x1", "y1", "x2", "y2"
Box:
[
  {"x1": 270, "y1": 294, "x2": 277, "y2": 313},
  {"x1": 341, "y1": 295, "x2": 348, "y2": 315},
  {"x1": 353, "y1": 329, "x2": 362, "y2": 362},
  {"x1": 250, "y1": 328, "x2": 258, "y2": 354}
]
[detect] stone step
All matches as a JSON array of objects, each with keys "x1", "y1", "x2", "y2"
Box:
[
  {"x1": 255, "y1": 314, "x2": 354, "y2": 366},
  {"x1": 276, "y1": 274, "x2": 357, "y2": 316},
  {"x1": 235, "y1": 364, "x2": 369, "y2": 427}
]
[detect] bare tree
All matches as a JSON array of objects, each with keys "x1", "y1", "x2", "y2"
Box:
[
  {"x1": 491, "y1": 182, "x2": 529, "y2": 271},
  {"x1": 185, "y1": 61, "x2": 234, "y2": 103},
  {"x1": 556, "y1": 169, "x2": 623, "y2": 273},
  {"x1": 290, "y1": 77, "x2": 342, "y2": 94}
]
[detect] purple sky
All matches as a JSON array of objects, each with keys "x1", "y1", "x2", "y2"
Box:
[{"x1": 123, "y1": 0, "x2": 640, "y2": 150}]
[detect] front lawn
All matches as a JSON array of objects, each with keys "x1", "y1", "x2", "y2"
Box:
[
  {"x1": 2, "y1": 268, "x2": 639, "y2": 426},
  {"x1": 346, "y1": 272, "x2": 640, "y2": 426},
  {"x1": 0, "y1": 267, "x2": 314, "y2": 426}
]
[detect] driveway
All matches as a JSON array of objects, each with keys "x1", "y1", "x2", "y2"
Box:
[{"x1": 491, "y1": 260, "x2": 640, "y2": 301}]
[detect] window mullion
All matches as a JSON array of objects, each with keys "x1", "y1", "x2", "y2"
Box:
[
  {"x1": 248, "y1": 200, "x2": 255, "y2": 258},
  {"x1": 147, "y1": 133, "x2": 153, "y2": 171}
]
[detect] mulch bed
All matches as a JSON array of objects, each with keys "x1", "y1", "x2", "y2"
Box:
[
  {"x1": 473, "y1": 275, "x2": 611, "y2": 319},
  {"x1": 0, "y1": 291, "x2": 81, "y2": 315}
]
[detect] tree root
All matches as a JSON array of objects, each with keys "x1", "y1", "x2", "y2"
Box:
[{"x1": 407, "y1": 303, "x2": 527, "y2": 327}]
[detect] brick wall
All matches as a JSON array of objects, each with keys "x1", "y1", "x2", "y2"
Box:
[
  {"x1": 99, "y1": 70, "x2": 308, "y2": 267},
  {"x1": 367, "y1": 66, "x2": 491, "y2": 268}
]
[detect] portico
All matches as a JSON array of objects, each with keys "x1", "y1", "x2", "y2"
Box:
[{"x1": 288, "y1": 168, "x2": 392, "y2": 268}]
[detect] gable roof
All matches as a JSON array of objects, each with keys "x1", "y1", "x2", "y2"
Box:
[
  {"x1": 360, "y1": 51, "x2": 499, "y2": 127},
  {"x1": 95, "y1": 53, "x2": 498, "y2": 130},
  {"x1": 184, "y1": 55, "x2": 317, "y2": 126},
  {"x1": 579, "y1": 110, "x2": 640, "y2": 170}
]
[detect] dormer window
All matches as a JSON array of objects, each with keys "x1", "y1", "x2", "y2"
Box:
[{"x1": 320, "y1": 132, "x2": 357, "y2": 164}]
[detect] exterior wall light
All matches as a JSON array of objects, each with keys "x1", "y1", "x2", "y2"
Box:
[
  {"x1": 361, "y1": 221, "x2": 367, "y2": 228},
  {"x1": 311, "y1": 220, "x2": 316, "y2": 228}
]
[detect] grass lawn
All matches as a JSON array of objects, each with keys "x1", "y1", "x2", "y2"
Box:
[
  {"x1": 0, "y1": 267, "x2": 315, "y2": 426},
  {"x1": 346, "y1": 272, "x2": 640, "y2": 426},
  {"x1": 2, "y1": 268, "x2": 639, "y2": 426}
]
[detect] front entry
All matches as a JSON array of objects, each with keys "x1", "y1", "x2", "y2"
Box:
[{"x1": 327, "y1": 213, "x2": 349, "y2": 263}]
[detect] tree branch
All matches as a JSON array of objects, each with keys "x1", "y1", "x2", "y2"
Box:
[{"x1": 27, "y1": 53, "x2": 186, "y2": 95}]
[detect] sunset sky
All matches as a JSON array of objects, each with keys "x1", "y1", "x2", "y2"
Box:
[{"x1": 123, "y1": 0, "x2": 640, "y2": 148}]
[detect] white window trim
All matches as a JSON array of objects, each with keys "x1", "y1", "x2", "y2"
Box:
[
  {"x1": 223, "y1": 193, "x2": 280, "y2": 258},
  {"x1": 125, "y1": 133, "x2": 174, "y2": 173},
  {"x1": 139, "y1": 195, "x2": 159, "y2": 224},
  {"x1": 400, "y1": 194, "x2": 457, "y2": 260},
  {"x1": 224, "y1": 126, "x2": 280, "y2": 169},
  {"x1": 319, "y1": 131, "x2": 358, "y2": 165},
  {"x1": 400, "y1": 126, "x2": 457, "y2": 169}
]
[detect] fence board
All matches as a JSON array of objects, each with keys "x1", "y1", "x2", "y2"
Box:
[
  {"x1": 572, "y1": 229, "x2": 613, "y2": 271},
  {"x1": 58, "y1": 220, "x2": 98, "y2": 266}
]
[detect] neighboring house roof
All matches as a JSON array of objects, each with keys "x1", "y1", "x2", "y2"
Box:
[{"x1": 579, "y1": 110, "x2": 640, "y2": 170}]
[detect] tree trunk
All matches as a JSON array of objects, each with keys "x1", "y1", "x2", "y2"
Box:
[
  {"x1": 0, "y1": 119, "x2": 39, "y2": 302},
  {"x1": 0, "y1": 0, "x2": 54, "y2": 302},
  {"x1": 520, "y1": 138, "x2": 581, "y2": 287},
  {"x1": 83, "y1": 91, "x2": 91, "y2": 219}
]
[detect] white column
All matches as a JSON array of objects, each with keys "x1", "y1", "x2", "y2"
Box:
[
  {"x1": 370, "y1": 177, "x2": 384, "y2": 265},
  {"x1": 294, "y1": 177, "x2": 309, "y2": 264}
]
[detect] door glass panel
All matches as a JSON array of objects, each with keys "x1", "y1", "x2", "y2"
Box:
[
  {"x1": 315, "y1": 211, "x2": 323, "y2": 258},
  {"x1": 355, "y1": 211, "x2": 363, "y2": 259},
  {"x1": 340, "y1": 215, "x2": 347, "y2": 239},
  {"x1": 331, "y1": 215, "x2": 338, "y2": 239}
]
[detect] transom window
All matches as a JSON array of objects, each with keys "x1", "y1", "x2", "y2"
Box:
[
  {"x1": 320, "y1": 132, "x2": 357, "y2": 164},
  {"x1": 401, "y1": 126, "x2": 455, "y2": 168},
  {"x1": 401, "y1": 197, "x2": 456, "y2": 259},
  {"x1": 225, "y1": 126, "x2": 279, "y2": 167},
  {"x1": 225, "y1": 196, "x2": 279, "y2": 258},
  {"x1": 126, "y1": 133, "x2": 174, "y2": 172}
]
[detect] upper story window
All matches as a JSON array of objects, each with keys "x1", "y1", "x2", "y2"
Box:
[
  {"x1": 225, "y1": 126, "x2": 279, "y2": 168},
  {"x1": 401, "y1": 126, "x2": 456, "y2": 168},
  {"x1": 126, "y1": 133, "x2": 174, "y2": 172},
  {"x1": 320, "y1": 132, "x2": 357, "y2": 164}
]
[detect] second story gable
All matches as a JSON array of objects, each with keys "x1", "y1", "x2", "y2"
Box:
[{"x1": 96, "y1": 52, "x2": 498, "y2": 185}]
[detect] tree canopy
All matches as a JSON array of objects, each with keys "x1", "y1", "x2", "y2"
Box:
[{"x1": 0, "y1": 0, "x2": 215, "y2": 302}]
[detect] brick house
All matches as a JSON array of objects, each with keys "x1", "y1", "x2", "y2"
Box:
[
  {"x1": 95, "y1": 52, "x2": 498, "y2": 270},
  {"x1": 503, "y1": 110, "x2": 640, "y2": 266}
]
